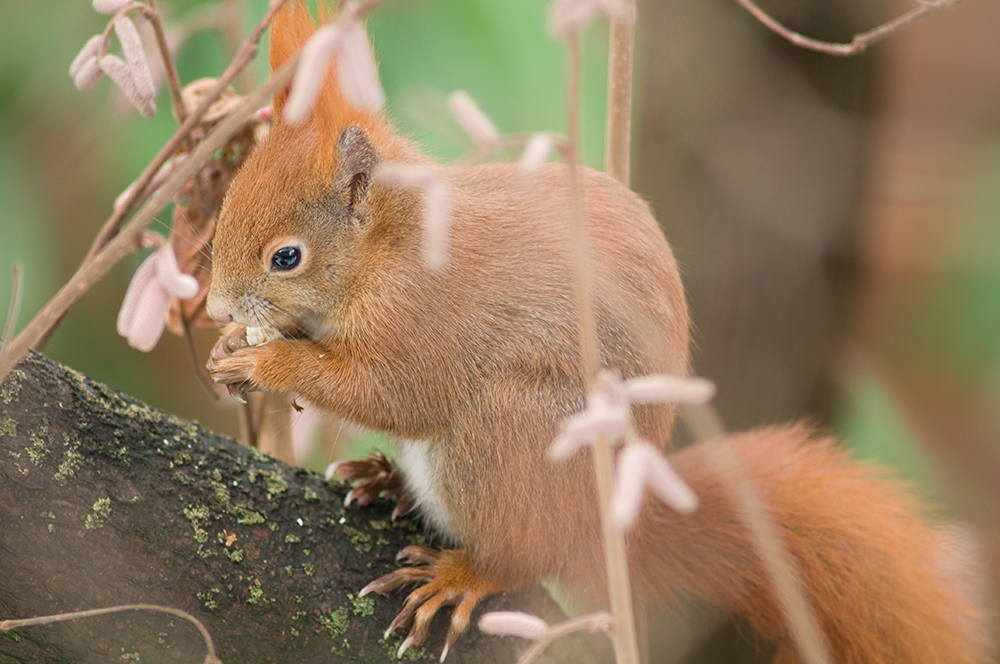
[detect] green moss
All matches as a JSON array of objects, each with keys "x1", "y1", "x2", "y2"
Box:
[
  {"x1": 284, "y1": 533, "x2": 301, "y2": 544},
  {"x1": 368, "y1": 519, "x2": 389, "y2": 531},
  {"x1": 225, "y1": 548, "x2": 244, "y2": 563},
  {"x1": 381, "y1": 635, "x2": 428, "y2": 661},
  {"x1": 0, "y1": 369, "x2": 24, "y2": 404},
  {"x1": 265, "y1": 471, "x2": 289, "y2": 499},
  {"x1": 236, "y1": 507, "x2": 265, "y2": 525},
  {"x1": 183, "y1": 504, "x2": 211, "y2": 523},
  {"x1": 317, "y1": 607, "x2": 349, "y2": 640},
  {"x1": 183, "y1": 503, "x2": 212, "y2": 553},
  {"x1": 349, "y1": 593, "x2": 375, "y2": 617},
  {"x1": 196, "y1": 588, "x2": 220, "y2": 610},
  {"x1": 342, "y1": 525, "x2": 373, "y2": 554},
  {"x1": 109, "y1": 445, "x2": 131, "y2": 467},
  {"x1": 54, "y1": 438, "x2": 83, "y2": 486},
  {"x1": 0, "y1": 415, "x2": 16, "y2": 437},
  {"x1": 84, "y1": 497, "x2": 111, "y2": 530},
  {"x1": 303, "y1": 486, "x2": 319, "y2": 502},
  {"x1": 302, "y1": 562, "x2": 315, "y2": 576},
  {"x1": 247, "y1": 577, "x2": 264, "y2": 605}
]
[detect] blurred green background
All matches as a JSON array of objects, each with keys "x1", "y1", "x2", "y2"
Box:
[{"x1": 1, "y1": 0, "x2": 999, "y2": 659}]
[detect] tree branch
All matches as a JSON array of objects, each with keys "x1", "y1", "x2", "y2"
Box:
[{"x1": 0, "y1": 351, "x2": 608, "y2": 664}]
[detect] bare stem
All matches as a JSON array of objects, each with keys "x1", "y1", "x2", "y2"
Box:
[
  {"x1": 682, "y1": 403, "x2": 832, "y2": 664},
  {"x1": 0, "y1": 55, "x2": 300, "y2": 383},
  {"x1": 515, "y1": 612, "x2": 613, "y2": 664},
  {"x1": 0, "y1": 263, "x2": 24, "y2": 376},
  {"x1": 735, "y1": 0, "x2": 958, "y2": 56},
  {"x1": 564, "y1": 33, "x2": 642, "y2": 664},
  {"x1": 0, "y1": 603, "x2": 222, "y2": 664},
  {"x1": 145, "y1": 0, "x2": 188, "y2": 125},
  {"x1": 605, "y1": 2, "x2": 636, "y2": 187}
]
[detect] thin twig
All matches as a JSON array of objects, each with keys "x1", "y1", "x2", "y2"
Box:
[
  {"x1": 179, "y1": 308, "x2": 220, "y2": 400},
  {"x1": 145, "y1": 0, "x2": 188, "y2": 125},
  {"x1": 0, "y1": 54, "x2": 300, "y2": 383},
  {"x1": 563, "y1": 33, "x2": 643, "y2": 664},
  {"x1": 605, "y1": 2, "x2": 636, "y2": 186},
  {"x1": 0, "y1": 603, "x2": 222, "y2": 664},
  {"x1": 0, "y1": 263, "x2": 24, "y2": 378},
  {"x1": 735, "y1": 0, "x2": 957, "y2": 56},
  {"x1": 682, "y1": 403, "x2": 832, "y2": 664}
]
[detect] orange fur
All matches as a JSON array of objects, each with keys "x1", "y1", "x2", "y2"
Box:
[{"x1": 205, "y1": 7, "x2": 991, "y2": 662}]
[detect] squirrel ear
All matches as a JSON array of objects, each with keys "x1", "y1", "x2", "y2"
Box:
[{"x1": 337, "y1": 126, "x2": 380, "y2": 219}]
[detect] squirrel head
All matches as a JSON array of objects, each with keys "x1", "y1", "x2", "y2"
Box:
[{"x1": 207, "y1": 0, "x2": 415, "y2": 339}]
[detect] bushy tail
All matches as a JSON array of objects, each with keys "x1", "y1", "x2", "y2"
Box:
[{"x1": 629, "y1": 423, "x2": 990, "y2": 663}]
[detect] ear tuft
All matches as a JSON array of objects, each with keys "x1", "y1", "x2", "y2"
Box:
[
  {"x1": 268, "y1": 1, "x2": 395, "y2": 174},
  {"x1": 269, "y1": 0, "x2": 315, "y2": 121}
]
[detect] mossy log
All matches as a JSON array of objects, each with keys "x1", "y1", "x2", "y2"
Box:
[{"x1": 0, "y1": 351, "x2": 606, "y2": 664}]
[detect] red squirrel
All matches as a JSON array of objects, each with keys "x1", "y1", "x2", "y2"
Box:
[{"x1": 205, "y1": 3, "x2": 989, "y2": 662}]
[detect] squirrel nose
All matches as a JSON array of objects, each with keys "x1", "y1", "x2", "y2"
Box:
[{"x1": 204, "y1": 292, "x2": 233, "y2": 323}]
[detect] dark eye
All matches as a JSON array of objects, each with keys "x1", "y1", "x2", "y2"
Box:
[{"x1": 271, "y1": 246, "x2": 301, "y2": 271}]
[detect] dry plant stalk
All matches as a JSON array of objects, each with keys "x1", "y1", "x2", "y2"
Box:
[
  {"x1": 683, "y1": 404, "x2": 832, "y2": 664},
  {"x1": 0, "y1": 604, "x2": 222, "y2": 664},
  {"x1": 736, "y1": 0, "x2": 959, "y2": 55},
  {"x1": 562, "y1": 28, "x2": 643, "y2": 664},
  {"x1": 605, "y1": 3, "x2": 636, "y2": 186}
]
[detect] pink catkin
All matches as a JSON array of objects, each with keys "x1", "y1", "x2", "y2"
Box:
[
  {"x1": 478, "y1": 612, "x2": 549, "y2": 640},
  {"x1": 285, "y1": 23, "x2": 343, "y2": 123},
  {"x1": 337, "y1": 21, "x2": 386, "y2": 112}
]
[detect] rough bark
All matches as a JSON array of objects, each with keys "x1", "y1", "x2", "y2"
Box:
[{"x1": 0, "y1": 351, "x2": 608, "y2": 664}]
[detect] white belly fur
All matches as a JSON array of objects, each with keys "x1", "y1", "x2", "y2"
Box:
[{"x1": 393, "y1": 439, "x2": 461, "y2": 542}]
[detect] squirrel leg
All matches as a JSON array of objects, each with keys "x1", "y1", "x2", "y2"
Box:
[
  {"x1": 330, "y1": 452, "x2": 416, "y2": 520},
  {"x1": 360, "y1": 546, "x2": 502, "y2": 660}
]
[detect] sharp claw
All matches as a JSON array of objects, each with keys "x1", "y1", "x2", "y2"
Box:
[
  {"x1": 397, "y1": 545, "x2": 440, "y2": 566},
  {"x1": 439, "y1": 641, "x2": 451, "y2": 663},
  {"x1": 397, "y1": 633, "x2": 415, "y2": 658},
  {"x1": 392, "y1": 495, "x2": 416, "y2": 521},
  {"x1": 387, "y1": 611, "x2": 411, "y2": 637},
  {"x1": 227, "y1": 384, "x2": 246, "y2": 403}
]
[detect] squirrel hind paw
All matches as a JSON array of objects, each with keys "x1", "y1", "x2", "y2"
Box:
[
  {"x1": 364, "y1": 547, "x2": 500, "y2": 661},
  {"x1": 329, "y1": 452, "x2": 414, "y2": 517}
]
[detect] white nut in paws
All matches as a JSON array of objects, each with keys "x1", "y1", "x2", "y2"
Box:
[{"x1": 246, "y1": 325, "x2": 281, "y2": 347}]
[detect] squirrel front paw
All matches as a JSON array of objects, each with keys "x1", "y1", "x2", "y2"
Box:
[{"x1": 206, "y1": 323, "x2": 261, "y2": 402}]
